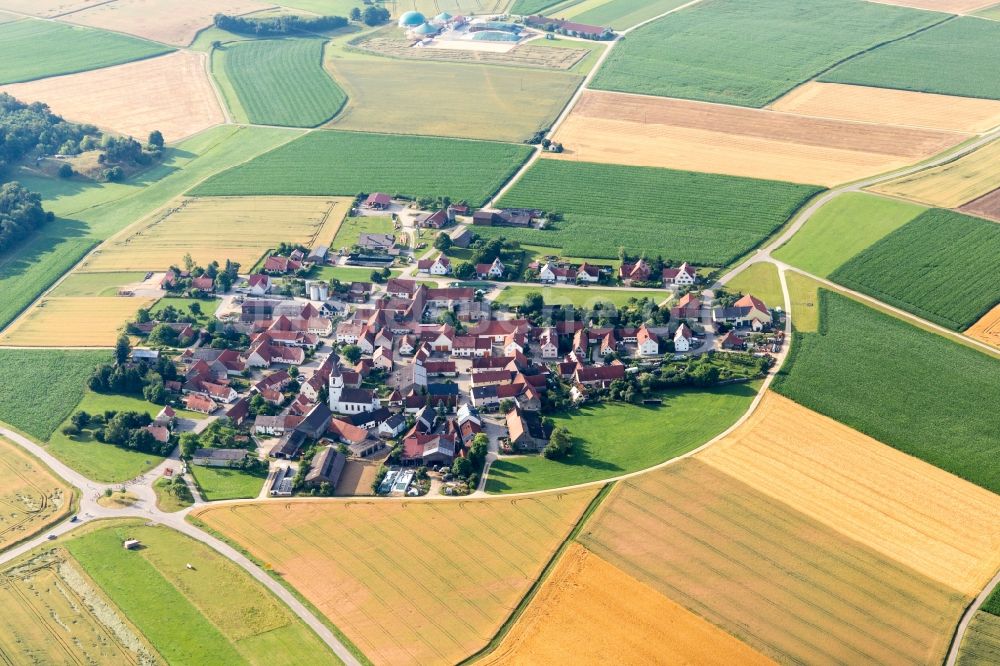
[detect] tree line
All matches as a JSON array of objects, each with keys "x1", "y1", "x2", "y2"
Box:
[
  {"x1": 0, "y1": 182, "x2": 53, "y2": 254},
  {"x1": 214, "y1": 13, "x2": 349, "y2": 35}
]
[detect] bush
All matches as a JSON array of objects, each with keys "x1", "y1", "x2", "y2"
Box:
[{"x1": 57, "y1": 163, "x2": 74, "y2": 178}]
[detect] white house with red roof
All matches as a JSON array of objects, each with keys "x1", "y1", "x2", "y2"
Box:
[
  {"x1": 662, "y1": 262, "x2": 697, "y2": 287},
  {"x1": 674, "y1": 323, "x2": 694, "y2": 352},
  {"x1": 417, "y1": 254, "x2": 451, "y2": 276},
  {"x1": 637, "y1": 324, "x2": 660, "y2": 356},
  {"x1": 247, "y1": 274, "x2": 272, "y2": 296}
]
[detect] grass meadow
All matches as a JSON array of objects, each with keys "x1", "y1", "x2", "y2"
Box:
[
  {"x1": 830, "y1": 209, "x2": 1000, "y2": 331},
  {"x1": 774, "y1": 193, "x2": 926, "y2": 277},
  {"x1": 190, "y1": 464, "x2": 267, "y2": 501},
  {"x1": 214, "y1": 38, "x2": 346, "y2": 127},
  {"x1": 331, "y1": 215, "x2": 394, "y2": 251},
  {"x1": 49, "y1": 271, "x2": 148, "y2": 297},
  {"x1": 773, "y1": 290, "x2": 1000, "y2": 494},
  {"x1": 724, "y1": 263, "x2": 783, "y2": 310},
  {"x1": 191, "y1": 130, "x2": 533, "y2": 206},
  {"x1": 822, "y1": 17, "x2": 1000, "y2": 101},
  {"x1": 0, "y1": 19, "x2": 171, "y2": 84},
  {"x1": 486, "y1": 382, "x2": 760, "y2": 493},
  {"x1": 494, "y1": 285, "x2": 666, "y2": 308},
  {"x1": 589, "y1": 0, "x2": 942, "y2": 107},
  {"x1": 489, "y1": 160, "x2": 822, "y2": 265}
]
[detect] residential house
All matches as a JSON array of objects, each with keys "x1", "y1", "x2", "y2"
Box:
[
  {"x1": 713, "y1": 294, "x2": 772, "y2": 330},
  {"x1": 506, "y1": 408, "x2": 548, "y2": 451},
  {"x1": 671, "y1": 292, "x2": 702, "y2": 321},
  {"x1": 637, "y1": 324, "x2": 660, "y2": 357},
  {"x1": 247, "y1": 274, "x2": 272, "y2": 296},
  {"x1": 674, "y1": 323, "x2": 694, "y2": 352},
  {"x1": 363, "y1": 192, "x2": 391, "y2": 210},
  {"x1": 619, "y1": 259, "x2": 651, "y2": 285},
  {"x1": 372, "y1": 345, "x2": 394, "y2": 371},
  {"x1": 184, "y1": 393, "x2": 217, "y2": 415},
  {"x1": 662, "y1": 262, "x2": 697, "y2": 287},
  {"x1": 539, "y1": 262, "x2": 576, "y2": 284},
  {"x1": 378, "y1": 412, "x2": 408, "y2": 438},
  {"x1": 475, "y1": 257, "x2": 505, "y2": 279},
  {"x1": 191, "y1": 276, "x2": 214, "y2": 292},
  {"x1": 417, "y1": 254, "x2": 451, "y2": 276}
]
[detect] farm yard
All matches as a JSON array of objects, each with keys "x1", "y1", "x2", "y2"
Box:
[
  {"x1": 551, "y1": 91, "x2": 966, "y2": 186},
  {"x1": 481, "y1": 543, "x2": 776, "y2": 666},
  {"x1": 494, "y1": 285, "x2": 666, "y2": 309},
  {"x1": 0, "y1": 51, "x2": 225, "y2": 143},
  {"x1": 829, "y1": 209, "x2": 1000, "y2": 330},
  {"x1": 821, "y1": 17, "x2": 1000, "y2": 101},
  {"x1": 0, "y1": 437, "x2": 71, "y2": 551},
  {"x1": 773, "y1": 291, "x2": 1000, "y2": 494},
  {"x1": 966, "y1": 304, "x2": 1000, "y2": 348},
  {"x1": 579, "y1": 459, "x2": 968, "y2": 666},
  {"x1": 214, "y1": 38, "x2": 347, "y2": 128},
  {"x1": 773, "y1": 193, "x2": 926, "y2": 277},
  {"x1": 870, "y1": 139, "x2": 1000, "y2": 207},
  {"x1": 589, "y1": 0, "x2": 943, "y2": 107},
  {"x1": 485, "y1": 383, "x2": 760, "y2": 494},
  {"x1": 0, "y1": 296, "x2": 156, "y2": 347},
  {"x1": 326, "y1": 59, "x2": 582, "y2": 142},
  {"x1": 0, "y1": 18, "x2": 172, "y2": 85},
  {"x1": 191, "y1": 130, "x2": 534, "y2": 206},
  {"x1": 961, "y1": 187, "x2": 1000, "y2": 222},
  {"x1": 193, "y1": 490, "x2": 598, "y2": 666},
  {"x1": 79, "y1": 196, "x2": 349, "y2": 272},
  {"x1": 769, "y1": 82, "x2": 1000, "y2": 133},
  {"x1": 489, "y1": 159, "x2": 822, "y2": 265}
]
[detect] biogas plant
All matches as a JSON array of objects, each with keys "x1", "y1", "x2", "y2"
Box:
[{"x1": 398, "y1": 11, "x2": 532, "y2": 52}]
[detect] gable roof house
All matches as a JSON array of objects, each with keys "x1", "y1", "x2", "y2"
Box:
[
  {"x1": 619, "y1": 259, "x2": 651, "y2": 285},
  {"x1": 671, "y1": 292, "x2": 703, "y2": 321},
  {"x1": 363, "y1": 192, "x2": 392, "y2": 210},
  {"x1": 304, "y1": 446, "x2": 347, "y2": 489},
  {"x1": 416, "y1": 254, "x2": 451, "y2": 276},
  {"x1": 674, "y1": 323, "x2": 695, "y2": 352},
  {"x1": 712, "y1": 294, "x2": 772, "y2": 330},
  {"x1": 662, "y1": 262, "x2": 697, "y2": 287},
  {"x1": 637, "y1": 324, "x2": 660, "y2": 357}
]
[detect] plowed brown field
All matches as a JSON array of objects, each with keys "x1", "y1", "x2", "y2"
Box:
[
  {"x1": 960, "y1": 187, "x2": 1000, "y2": 222},
  {"x1": 772, "y1": 82, "x2": 1000, "y2": 133},
  {"x1": 965, "y1": 303, "x2": 1000, "y2": 347},
  {"x1": 193, "y1": 489, "x2": 597, "y2": 666},
  {"x1": 870, "y1": 0, "x2": 998, "y2": 13},
  {"x1": 63, "y1": 0, "x2": 273, "y2": 46},
  {"x1": 550, "y1": 91, "x2": 967, "y2": 186},
  {"x1": 579, "y1": 459, "x2": 968, "y2": 666},
  {"x1": 0, "y1": 51, "x2": 224, "y2": 143},
  {"x1": 481, "y1": 543, "x2": 775, "y2": 666},
  {"x1": 698, "y1": 392, "x2": 1000, "y2": 595}
]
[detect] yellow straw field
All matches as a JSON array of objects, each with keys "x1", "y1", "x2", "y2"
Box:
[
  {"x1": 0, "y1": 297, "x2": 154, "y2": 347},
  {"x1": 193, "y1": 489, "x2": 598, "y2": 666},
  {"x1": 79, "y1": 196, "x2": 350, "y2": 273},
  {"x1": 966, "y1": 303, "x2": 1000, "y2": 348},
  {"x1": 481, "y1": 542, "x2": 776, "y2": 666},
  {"x1": 0, "y1": 436, "x2": 71, "y2": 550},
  {"x1": 869, "y1": 139, "x2": 1000, "y2": 207}
]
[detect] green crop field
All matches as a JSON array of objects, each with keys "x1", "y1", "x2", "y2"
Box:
[
  {"x1": 190, "y1": 465, "x2": 267, "y2": 501},
  {"x1": 64, "y1": 522, "x2": 339, "y2": 665},
  {"x1": 0, "y1": 19, "x2": 172, "y2": 84},
  {"x1": 495, "y1": 285, "x2": 666, "y2": 308},
  {"x1": 589, "y1": 0, "x2": 943, "y2": 107},
  {"x1": 822, "y1": 17, "x2": 1000, "y2": 101},
  {"x1": 511, "y1": 0, "x2": 562, "y2": 14},
  {"x1": 214, "y1": 38, "x2": 347, "y2": 127},
  {"x1": 774, "y1": 193, "x2": 926, "y2": 278},
  {"x1": 830, "y1": 209, "x2": 1000, "y2": 331},
  {"x1": 570, "y1": 0, "x2": 691, "y2": 30},
  {"x1": 486, "y1": 160, "x2": 822, "y2": 265},
  {"x1": 0, "y1": 349, "x2": 108, "y2": 441},
  {"x1": 191, "y1": 130, "x2": 533, "y2": 206},
  {"x1": 486, "y1": 382, "x2": 760, "y2": 493},
  {"x1": 977, "y1": 4, "x2": 1000, "y2": 20},
  {"x1": 773, "y1": 291, "x2": 1000, "y2": 495}
]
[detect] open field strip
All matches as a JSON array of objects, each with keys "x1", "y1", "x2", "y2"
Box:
[
  {"x1": 977, "y1": 2, "x2": 1000, "y2": 18},
  {"x1": 770, "y1": 81, "x2": 1000, "y2": 133},
  {"x1": 723, "y1": 262, "x2": 783, "y2": 308},
  {"x1": 79, "y1": 196, "x2": 350, "y2": 272},
  {"x1": 62, "y1": 0, "x2": 274, "y2": 46},
  {"x1": 773, "y1": 192, "x2": 926, "y2": 277},
  {"x1": 0, "y1": 0, "x2": 105, "y2": 16},
  {"x1": 958, "y1": 611, "x2": 1000, "y2": 665},
  {"x1": 0, "y1": 436, "x2": 71, "y2": 551},
  {"x1": 215, "y1": 38, "x2": 346, "y2": 127},
  {"x1": 869, "y1": 137, "x2": 1000, "y2": 206},
  {"x1": 64, "y1": 521, "x2": 340, "y2": 665},
  {"x1": 822, "y1": 17, "x2": 1000, "y2": 101},
  {"x1": 331, "y1": 215, "x2": 394, "y2": 252},
  {"x1": 0, "y1": 296, "x2": 154, "y2": 348},
  {"x1": 193, "y1": 489, "x2": 597, "y2": 666},
  {"x1": 562, "y1": 0, "x2": 691, "y2": 29},
  {"x1": 580, "y1": 458, "x2": 968, "y2": 665},
  {"x1": 697, "y1": 392, "x2": 1000, "y2": 595},
  {"x1": 327, "y1": 59, "x2": 582, "y2": 143},
  {"x1": 773, "y1": 290, "x2": 1000, "y2": 494},
  {"x1": 480, "y1": 542, "x2": 776, "y2": 665},
  {"x1": 0, "y1": 51, "x2": 225, "y2": 144},
  {"x1": 550, "y1": 91, "x2": 966, "y2": 186},
  {"x1": 49, "y1": 271, "x2": 148, "y2": 297},
  {"x1": 494, "y1": 285, "x2": 666, "y2": 308},
  {"x1": 870, "y1": 0, "x2": 997, "y2": 11},
  {"x1": 589, "y1": 0, "x2": 944, "y2": 107},
  {"x1": 0, "y1": 18, "x2": 172, "y2": 85},
  {"x1": 966, "y1": 303, "x2": 1000, "y2": 348}
]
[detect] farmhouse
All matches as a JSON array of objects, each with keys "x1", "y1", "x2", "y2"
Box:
[
  {"x1": 506, "y1": 408, "x2": 548, "y2": 451},
  {"x1": 662, "y1": 262, "x2": 698, "y2": 287},
  {"x1": 674, "y1": 323, "x2": 695, "y2": 352},
  {"x1": 358, "y1": 233, "x2": 395, "y2": 252},
  {"x1": 304, "y1": 446, "x2": 346, "y2": 489},
  {"x1": 417, "y1": 254, "x2": 451, "y2": 275},
  {"x1": 619, "y1": 259, "x2": 651, "y2": 285},
  {"x1": 472, "y1": 208, "x2": 535, "y2": 227},
  {"x1": 713, "y1": 294, "x2": 772, "y2": 330},
  {"x1": 402, "y1": 432, "x2": 457, "y2": 466},
  {"x1": 364, "y1": 192, "x2": 391, "y2": 210}
]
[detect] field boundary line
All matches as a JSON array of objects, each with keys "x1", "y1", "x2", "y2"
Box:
[
  {"x1": 946, "y1": 569, "x2": 1000, "y2": 665},
  {"x1": 202, "y1": 47, "x2": 234, "y2": 125}
]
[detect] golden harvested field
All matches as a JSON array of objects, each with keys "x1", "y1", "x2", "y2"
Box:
[
  {"x1": 698, "y1": 392, "x2": 1000, "y2": 595},
  {"x1": 958, "y1": 611, "x2": 1000, "y2": 665},
  {"x1": 63, "y1": 0, "x2": 274, "y2": 46},
  {"x1": 0, "y1": 436, "x2": 71, "y2": 550},
  {"x1": 193, "y1": 490, "x2": 597, "y2": 666},
  {"x1": 551, "y1": 91, "x2": 967, "y2": 186},
  {"x1": 0, "y1": 0, "x2": 105, "y2": 17},
  {"x1": 870, "y1": 0, "x2": 998, "y2": 12},
  {"x1": 481, "y1": 543, "x2": 776, "y2": 666},
  {"x1": 965, "y1": 303, "x2": 1000, "y2": 348},
  {"x1": 79, "y1": 196, "x2": 349, "y2": 272},
  {"x1": 870, "y1": 138, "x2": 1000, "y2": 206},
  {"x1": 0, "y1": 51, "x2": 224, "y2": 144},
  {"x1": 579, "y1": 459, "x2": 968, "y2": 666},
  {"x1": 771, "y1": 82, "x2": 1000, "y2": 133},
  {"x1": 0, "y1": 296, "x2": 155, "y2": 347}
]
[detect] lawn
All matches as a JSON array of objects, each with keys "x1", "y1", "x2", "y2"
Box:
[
  {"x1": 829, "y1": 208, "x2": 1000, "y2": 331},
  {"x1": 774, "y1": 193, "x2": 926, "y2": 277},
  {"x1": 589, "y1": 0, "x2": 943, "y2": 107},
  {"x1": 49, "y1": 271, "x2": 148, "y2": 297},
  {"x1": 191, "y1": 130, "x2": 533, "y2": 206},
  {"x1": 0, "y1": 349, "x2": 108, "y2": 440},
  {"x1": 0, "y1": 18, "x2": 172, "y2": 84},
  {"x1": 64, "y1": 522, "x2": 340, "y2": 665},
  {"x1": 150, "y1": 296, "x2": 216, "y2": 326},
  {"x1": 773, "y1": 290, "x2": 1000, "y2": 494},
  {"x1": 153, "y1": 477, "x2": 193, "y2": 512},
  {"x1": 822, "y1": 17, "x2": 1000, "y2": 101},
  {"x1": 495, "y1": 285, "x2": 666, "y2": 308},
  {"x1": 485, "y1": 382, "x2": 761, "y2": 493},
  {"x1": 488, "y1": 160, "x2": 822, "y2": 265},
  {"x1": 330, "y1": 215, "x2": 394, "y2": 252},
  {"x1": 724, "y1": 262, "x2": 783, "y2": 310},
  {"x1": 310, "y1": 265, "x2": 400, "y2": 282},
  {"x1": 214, "y1": 38, "x2": 346, "y2": 127},
  {"x1": 190, "y1": 464, "x2": 267, "y2": 501}
]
